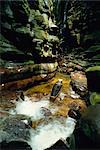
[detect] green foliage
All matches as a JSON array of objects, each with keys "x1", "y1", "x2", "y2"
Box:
[
  {"x1": 34, "y1": 26, "x2": 47, "y2": 40},
  {"x1": 90, "y1": 92, "x2": 100, "y2": 105}
]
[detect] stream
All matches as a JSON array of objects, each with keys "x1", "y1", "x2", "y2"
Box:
[
  {"x1": 0, "y1": 0, "x2": 100, "y2": 149},
  {"x1": 0, "y1": 73, "x2": 86, "y2": 150},
  {"x1": 11, "y1": 96, "x2": 76, "y2": 150}
]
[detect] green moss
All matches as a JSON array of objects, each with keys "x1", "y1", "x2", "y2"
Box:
[
  {"x1": 42, "y1": 13, "x2": 49, "y2": 26},
  {"x1": 83, "y1": 31, "x2": 100, "y2": 43},
  {"x1": 24, "y1": 60, "x2": 34, "y2": 65},
  {"x1": 87, "y1": 45, "x2": 100, "y2": 52},
  {"x1": 90, "y1": 92, "x2": 100, "y2": 105},
  {"x1": 15, "y1": 26, "x2": 30, "y2": 34},
  {"x1": 34, "y1": 26, "x2": 47, "y2": 40},
  {"x1": 48, "y1": 35, "x2": 59, "y2": 43},
  {"x1": 25, "y1": 73, "x2": 71, "y2": 95},
  {"x1": 22, "y1": 0, "x2": 31, "y2": 18},
  {"x1": 86, "y1": 66, "x2": 100, "y2": 72}
]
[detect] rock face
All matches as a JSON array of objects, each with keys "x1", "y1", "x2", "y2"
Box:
[
  {"x1": 0, "y1": 114, "x2": 31, "y2": 146},
  {"x1": 80, "y1": 104, "x2": 100, "y2": 146},
  {"x1": 54, "y1": 0, "x2": 100, "y2": 66},
  {"x1": 1, "y1": 0, "x2": 59, "y2": 63},
  {"x1": 0, "y1": 0, "x2": 59, "y2": 90},
  {"x1": 0, "y1": 62, "x2": 58, "y2": 90}
]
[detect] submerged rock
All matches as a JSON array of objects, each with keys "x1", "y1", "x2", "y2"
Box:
[{"x1": 0, "y1": 141, "x2": 32, "y2": 150}]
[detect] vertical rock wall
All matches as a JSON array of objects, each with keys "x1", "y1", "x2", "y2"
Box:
[
  {"x1": 0, "y1": 0, "x2": 59, "y2": 64},
  {"x1": 0, "y1": 0, "x2": 59, "y2": 89},
  {"x1": 53, "y1": 0, "x2": 100, "y2": 55}
]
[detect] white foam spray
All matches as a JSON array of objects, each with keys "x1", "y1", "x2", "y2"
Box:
[
  {"x1": 10, "y1": 95, "x2": 76, "y2": 150},
  {"x1": 11, "y1": 96, "x2": 51, "y2": 120},
  {"x1": 28, "y1": 117, "x2": 76, "y2": 150}
]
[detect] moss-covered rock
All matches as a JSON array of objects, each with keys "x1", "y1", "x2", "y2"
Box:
[
  {"x1": 86, "y1": 66, "x2": 100, "y2": 92},
  {"x1": 81, "y1": 104, "x2": 100, "y2": 145},
  {"x1": 0, "y1": 0, "x2": 59, "y2": 89},
  {"x1": 33, "y1": 27, "x2": 47, "y2": 40},
  {"x1": 1, "y1": 0, "x2": 59, "y2": 63},
  {"x1": 86, "y1": 66, "x2": 100, "y2": 72}
]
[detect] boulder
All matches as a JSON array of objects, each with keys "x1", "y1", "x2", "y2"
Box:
[
  {"x1": 86, "y1": 66, "x2": 100, "y2": 92},
  {"x1": 70, "y1": 71, "x2": 88, "y2": 99},
  {"x1": 0, "y1": 114, "x2": 31, "y2": 146},
  {"x1": 81, "y1": 104, "x2": 100, "y2": 145}
]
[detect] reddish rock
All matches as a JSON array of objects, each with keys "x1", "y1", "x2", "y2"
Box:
[{"x1": 70, "y1": 71, "x2": 88, "y2": 99}]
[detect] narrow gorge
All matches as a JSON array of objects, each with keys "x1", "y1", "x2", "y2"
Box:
[{"x1": 0, "y1": 0, "x2": 100, "y2": 150}]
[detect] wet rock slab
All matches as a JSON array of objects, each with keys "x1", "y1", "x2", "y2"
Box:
[{"x1": 70, "y1": 71, "x2": 88, "y2": 98}]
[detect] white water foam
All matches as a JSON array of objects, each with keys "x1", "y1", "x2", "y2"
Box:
[
  {"x1": 10, "y1": 96, "x2": 76, "y2": 150},
  {"x1": 12, "y1": 96, "x2": 50, "y2": 120},
  {"x1": 10, "y1": 96, "x2": 58, "y2": 120},
  {"x1": 28, "y1": 117, "x2": 76, "y2": 150}
]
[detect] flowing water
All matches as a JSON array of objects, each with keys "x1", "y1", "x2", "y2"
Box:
[
  {"x1": 28, "y1": 117, "x2": 76, "y2": 150},
  {"x1": 9, "y1": 96, "x2": 76, "y2": 150},
  {"x1": 10, "y1": 96, "x2": 58, "y2": 120}
]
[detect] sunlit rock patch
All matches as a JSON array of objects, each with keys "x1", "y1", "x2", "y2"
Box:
[
  {"x1": 0, "y1": 62, "x2": 58, "y2": 91},
  {"x1": 25, "y1": 73, "x2": 86, "y2": 117},
  {"x1": 25, "y1": 73, "x2": 71, "y2": 96}
]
